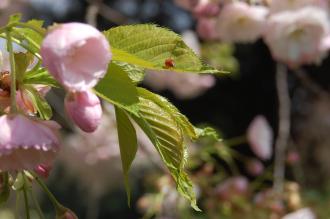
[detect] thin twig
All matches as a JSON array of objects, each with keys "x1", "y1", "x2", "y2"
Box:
[{"x1": 273, "y1": 63, "x2": 291, "y2": 194}]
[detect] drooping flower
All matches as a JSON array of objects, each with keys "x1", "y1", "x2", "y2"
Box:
[
  {"x1": 41, "y1": 22, "x2": 111, "y2": 91},
  {"x1": 0, "y1": 114, "x2": 60, "y2": 171},
  {"x1": 216, "y1": 2, "x2": 268, "y2": 43},
  {"x1": 65, "y1": 90, "x2": 102, "y2": 132},
  {"x1": 247, "y1": 115, "x2": 273, "y2": 160},
  {"x1": 263, "y1": 6, "x2": 330, "y2": 68}
]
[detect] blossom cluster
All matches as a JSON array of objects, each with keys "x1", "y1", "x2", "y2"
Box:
[
  {"x1": 0, "y1": 23, "x2": 111, "y2": 171},
  {"x1": 175, "y1": 0, "x2": 330, "y2": 68}
]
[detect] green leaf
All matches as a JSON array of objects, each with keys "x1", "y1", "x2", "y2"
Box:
[
  {"x1": 24, "y1": 85, "x2": 53, "y2": 120},
  {"x1": 112, "y1": 60, "x2": 145, "y2": 84},
  {"x1": 105, "y1": 24, "x2": 221, "y2": 74},
  {"x1": 8, "y1": 13, "x2": 22, "y2": 24},
  {"x1": 137, "y1": 88, "x2": 197, "y2": 140},
  {"x1": 115, "y1": 106, "x2": 138, "y2": 206},
  {"x1": 24, "y1": 68, "x2": 60, "y2": 87},
  {"x1": 195, "y1": 127, "x2": 220, "y2": 140},
  {"x1": 130, "y1": 89, "x2": 200, "y2": 210},
  {"x1": 94, "y1": 62, "x2": 139, "y2": 115},
  {"x1": 14, "y1": 19, "x2": 45, "y2": 46},
  {"x1": 14, "y1": 52, "x2": 34, "y2": 82}
]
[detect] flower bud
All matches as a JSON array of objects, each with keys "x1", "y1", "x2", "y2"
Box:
[
  {"x1": 215, "y1": 176, "x2": 249, "y2": 201},
  {"x1": 65, "y1": 90, "x2": 102, "y2": 132},
  {"x1": 246, "y1": 159, "x2": 264, "y2": 176},
  {"x1": 41, "y1": 22, "x2": 111, "y2": 91},
  {"x1": 34, "y1": 164, "x2": 52, "y2": 179},
  {"x1": 56, "y1": 207, "x2": 78, "y2": 219}
]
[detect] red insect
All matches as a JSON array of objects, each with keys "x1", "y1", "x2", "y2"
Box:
[{"x1": 164, "y1": 58, "x2": 175, "y2": 69}]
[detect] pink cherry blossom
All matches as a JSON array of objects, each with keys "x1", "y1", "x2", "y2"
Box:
[
  {"x1": 247, "y1": 115, "x2": 273, "y2": 160},
  {"x1": 269, "y1": 0, "x2": 327, "y2": 13},
  {"x1": 41, "y1": 22, "x2": 111, "y2": 91},
  {"x1": 65, "y1": 90, "x2": 102, "y2": 132},
  {"x1": 264, "y1": 6, "x2": 330, "y2": 68},
  {"x1": 0, "y1": 114, "x2": 60, "y2": 170},
  {"x1": 216, "y1": 2, "x2": 269, "y2": 43}
]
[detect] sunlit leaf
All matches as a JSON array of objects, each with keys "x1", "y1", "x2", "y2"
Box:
[
  {"x1": 95, "y1": 62, "x2": 139, "y2": 115},
  {"x1": 105, "y1": 24, "x2": 223, "y2": 74}
]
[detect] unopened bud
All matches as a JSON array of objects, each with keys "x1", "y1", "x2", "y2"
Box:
[
  {"x1": 65, "y1": 90, "x2": 102, "y2": 133},
  {"x1": 34, "y1": 164, "x2": 52, "y2": 179},
  {"x1": 56, "y1": 206, "x2": 78, "y2": 219}
]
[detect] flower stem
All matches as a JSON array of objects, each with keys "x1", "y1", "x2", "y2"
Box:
[
  {"x1": 29, "y1": 189, "x2": 45, "y2": 219},
  {"x1": 30, "y1": 171, "x2": 61, "y2": 210},
  {"x1": 5, "y1": 29, "x2": 18, "y2": 113},
  {"x1": 222, "y1": 135, "x2": 247, "y2": 147},
  {"x1": 22, "y1": 173, "x2": 31, "y2": 219},
  {"x1": 273, "y1": 63, "x2": 291, "y2": 194}
]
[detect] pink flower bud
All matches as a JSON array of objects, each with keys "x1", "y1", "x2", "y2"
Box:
[
  {"x1": 286, "y1": 151, "x2": 300, "y2": 165},
  {"x1": 246, "y1": 159, "x2": 264, "y2": 176},
  {"x1": 0, "y1": 114, "x2": 60, "y2": 170},
  {"x1": 65, "y1": 90, "x2": 102, "y2": 132},
  {"x1": 34, "y1": 164, "x2": 52, "y2": 179},
  {"x1": 215, "y1": 176, "x2": 249, "y2": 201},
  {"x1": 247, "y1": 115, "x2": 273, "y2": 160},
  {"x1": 56, "y1": 207, "x2": 78, "y2": 219},
  {"x1": 41, "y1": 23, "x2": 111, "y2": 91}
]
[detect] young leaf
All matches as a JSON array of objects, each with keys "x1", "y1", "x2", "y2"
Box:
[
  {"x1": 105, "y1": 24, "x2": 222, "y2": 74},
  {"x1": 137, "y1": 88, "x2": 197, "y2": 140},
  {"x1": 24, "y1": 68, "x2": 60, "y2": 87},
  {"x1": 130, "y1": 89, "x2": 200, "y2": 210},
  {"x1": 8, "y1": 13, "x2": 22, "y2": 24},
  {"x1": 13, "y1": 19, "x2": 45, "y2": 47},
  {"x1": 94, "y1": 62, "x2": 139, "y2": 115},
  {"x1": 112, "y1": 61, "x2": 145, "y2": 84},
  {"x1": 115, "y1": 106, "x2": 138, "y2": 206},
  {"x1": 24, "y1": 85, "x2": 53, "y2": 120},
  {"x1": 14, "y1": 52, "x2": 34, "y2": 82}
]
